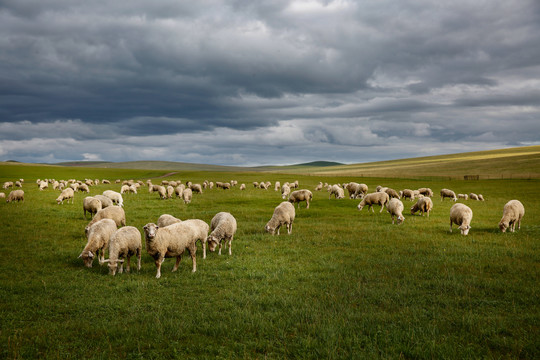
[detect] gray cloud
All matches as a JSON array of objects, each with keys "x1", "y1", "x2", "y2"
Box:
[{"x1": 1, "y1": 0, "x2": 539, "y2": 165}]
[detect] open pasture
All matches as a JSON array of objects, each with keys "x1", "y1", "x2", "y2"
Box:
[{"x1": 0, "y1": 164, "x2": 539, "y2": 359}]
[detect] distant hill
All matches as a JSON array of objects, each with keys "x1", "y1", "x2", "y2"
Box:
[{"x1": 293, "y1": 161, "x2": 343, "y2": 167}]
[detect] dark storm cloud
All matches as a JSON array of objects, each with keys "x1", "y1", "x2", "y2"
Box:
[{"x1": 1, "y1": 0, "x2": 539, "y2": 164}]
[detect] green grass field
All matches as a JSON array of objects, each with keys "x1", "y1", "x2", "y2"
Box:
[{"x1": 0, "y1": 159, "x2": 539, "y2": 359}]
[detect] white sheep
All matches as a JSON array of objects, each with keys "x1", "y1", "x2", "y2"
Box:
[
  {"x1": 149, "y1": 184, "x2": 167, "y2": 199},
  {"x1": 274, "y1": 181, "x2": 281, "y2": 192},
  {"x1": 104, "y1": 226, "x2": 142, "y2": 276},
  {"x1": 78, "y1": 183, "x2": 90, "y2": 193},
  {"x1": 190, "y1": 183, "x2": 203, "y2": 194},
  {"x1": 440, "y1": 188, "x2": 458, "y2": 201},
  {"x1": 328, "y1": 185, "x2": 345, "y2": 199},
  {"x1": 120, "y1": 185, "x2": 130, "y2": 194},
  {"x1": 2, "y1": 181, "x2": 13, "y2": 189},
  {"x1": 281, "y1": 184, "x2": 291, "y2": 200},
  {"x1": 157, "y1": 214, "x2": 182, "y2": 227},
  {"x1": 469, "y1": 193, "x2": 480, "y2": 201},
  {"x1": 314, "y1": 182, "x2": 323, "y2": 191},
  {"x1": 265, "y1": 201, "x2": 295, "y2": 235},
  {"x1": 357, "y1": 192, "x2": 390, "y2": 213},
  {"x1": 128, "y1": 184, "x2": 138, "y2": 194},
  {"x1": 167, "y1": 185, "x2": 174, "y2": 199},
  {"x1": 94, "y1": 194, "x2": 114, "y2": 208},
  {"x1": 39, "y1": 181, "x2": 48, "y2": 191},
  {"x1": 143, "y1": 220, "x2": 209, "y2": 278},
  {"x1": 400, "y1": 189, "x2": 415, "y2": 201},
  {"x1": 79, "y1": 219, "x2": 117, "y2": 267},
  {"x1": 457, "y1": 194, "x2": 468, "y2": 200},
  {"x1": 56, "y1": 188, "x2": 75, "y2": 205},
  {"x1": 478, "y1": 194, "x2": 485, "y2": 201},
  {"x1": 418, "y1": 188, "x2": 434, "y2": 197},
  {"x1": 206, "y1": 212, "x2": 237, "y2": 258},
  {"x1": 385, "y1": 188, "x2": 401, "y2": 199},
  {"x1": 103, "y1": 190, "x2": 124, "y2": 207},
  {"x1": 0, "y1": 193, "x2": 5, "y2": 199},
  {"x1": 449, "y1": 203, "x2": 473, "y2": 235},
  {"x1": 6, "y1": 190, "x2": 24, "y2": 203},
  {"x1": 410, "y1": 197, "x2": 433, "y2": 217},
  {"x1": 239, "y1": 184, "x2": 246, "y2": 190},
  {"x1": 288, "y1": 189, "x2": 313, "y2": 209},
  {"x1": 83, "y1": 196, "x2": 102, "y2": 218},
  {"x1": 182, "y1": 188, "x2": 192, "y2": 204},
  {"x1": 387, "y1": 198, "x2": 405, "y2": 224},
  {"x1": 345, "y1": 182, "x2": 368, "y2": 199},
  {"x1": 85, "y1": 206, "x2": 126, "y2": 234},
  {"x1": 498, "y1": 200, "x2": 525, "y2": 233}
]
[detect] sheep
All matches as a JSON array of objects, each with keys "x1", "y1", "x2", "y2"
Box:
[
  {"x1": 440, "y1": 189, "x2": 458, "y2": 201},
  {"x1": 94, "y1": 194, "x2": 113, "y2": 208},
  {"x1": 357, "y1": 192, "x2": 390, "y2": 213},
  {"x1": 0, "y1": 193, "x2": 5, "y2": 199},
  {"x1": 6, "y1": 190, "x2": 24, "y2": 203},
  {"x1": 143, "y1": 220, "x2": 209, "y2": 278},
  {"x1": 190, "y1": 183, "x2": 203, "y2": 194},
  {"x1": 449, "y1": 203, "x2": 473, "y2": 235},
  {"x1": 149, "y1": 184, "x2": 167, "y2": 199},
  {"x1": 328, "y1": 184, "x2": 345, "y2": 199},
  {"x1": 120, "y1": 185, "x2": 130, "y2": 194},
  {"x1": 39, "y1": 181, "x2": 48, "y2": 191},
  {"x1": 315, "y1": 182, "x2": 323, "y2": 191},
  {"x1": 78, "y1": 183, "x2": 90, "y2": 193},
  {"x1": 385, "y1": 188, "x2": 401, "y2": 199},
  {"x1": 253, "y1": 182, "x2": 259, "y2": 188},
  {"x1": 265, "y1": 201, "x2": 295, "y2": 235},
  {"x1": 457, "y1": 194, "x2": 468, "y2": 200},
  {"x1": 103, "y1": 190, "x2": 124, "y2": 207},
  {"x1": 175, "y1": 184, "x2": 186, "y2": 198},
  {"x1": 206, "y1": 212, "x2": 237, "y2": 258},
  {"x1": 478, "y1": 194, "x2": 485, "y2": 201},
  {"x1": 400, "y1": 189, "x2": 415, "y2": 201},
  {"x1": 182, "y1": 188, "x2": 193, "y2": 204},
  {"x1": 166, "y1": 185, "x2": 174, "y2": 199},
  {"x1": 157, "y1": 214, "x2": 182, "y2": 227},
  {"x1": 83, "y1": 196, "x2": 102, "y2": 218},
  {"x1": 376, "y1": 186, "x2": 387, "y2": 193},
  {"x1": 239, "y1": 183, "x2": 246, "y2": 190},
  {"x1": 387, "y1": 198, "x2": 405, "y2": 224},
  {"x1": 56, "y1": 188, "x2": 75, "y2": 205},
  {"x1": 289, "y1": 189, "x2": 313, "y2": 209},
  {"x1": 345, "y1": 182, "x2": 368, "y2": 199},
  {"x1": 104, "y1": 226, "x2": 142, "y2": 276},
  {"x1": 15, "y1": 180, "x2": 22, "y2": 187},
  {"x1": 469, "y1": 193, "x2": 479, "y2": 201},
  {"x1": 128, "y1": 184, "x2": 138, "y2": 194},
  {"x1": 259, "y1": 182, "x2": 269, "y2": 190},
  {"x1": 70, "y1": 183, "x2": 79, "y2": 192},
  {"x1": 274, "y1": 181, "x2": 281, "y2": 192},
  {"x1": 85, "y1": 206, "x2": 126, "y2": 234},
  {"x1": 281, "y1": 184, "x2": 291, "y2": 200},
  {"x1": 79, "y1": 219, "x2": 117, "y2": 267},
  {"x1": 102, "y1": 180, "x2": 111, "y2": 184},
  {"x1": 221, "y1": 182, "x2": 231, "y2": 190},
  {"x1": 498, "y1": 200, "x2": 525, "y2": 233},
  {"x1": 410, "y1": 197, "x2": 433, "y2": 217},
  {"x1": 2, "y1": 181, "x2": 13, "y2": 189},
  {"x1": 418, "y1": 188, "x2": 434, "y2": 197}
]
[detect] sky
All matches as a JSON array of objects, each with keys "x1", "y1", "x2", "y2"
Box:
[{"x1": 1, "y1": 0, "x2": 539, "y2": 166}]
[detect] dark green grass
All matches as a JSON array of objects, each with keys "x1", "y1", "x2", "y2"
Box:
[{"x1": 0, "y1": 166, "x2": 539, "y2": 359}]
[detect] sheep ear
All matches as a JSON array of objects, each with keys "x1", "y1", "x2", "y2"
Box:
[{"x1": 143, "y1": 225, "x2": 147, "y2": 230}]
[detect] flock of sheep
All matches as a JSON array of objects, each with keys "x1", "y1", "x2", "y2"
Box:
[{"x1": 1, "y1": 176, "x2": 525, "y2": 278}]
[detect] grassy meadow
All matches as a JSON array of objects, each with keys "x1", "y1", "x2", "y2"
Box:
[{"x1": 0, "y1": 161, "x2": 539, "y2": 359}]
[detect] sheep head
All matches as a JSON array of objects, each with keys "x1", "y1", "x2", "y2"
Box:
[{"x1": 207, "y1": 235, "x2": 219, "y2": 252}]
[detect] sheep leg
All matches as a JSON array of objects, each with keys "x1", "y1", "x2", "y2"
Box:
[
  {"x1": 218, "y1": 241, "x2": 222, "y2": 255},
  {"x1": 228, "y1": 236, "x2": 233, "y2": 255},
  {"x1": 276, "y1": 226, "x2": 280, "y2": 235},
  {"x1": 155, "y1": 257, "x2": 164, "y2": 279},
  {"x1": 126, "y1": 256, "x2": 131, "y2": 273},
  {"x1": 203, "y1": 241, "x2": 206, "y2": 259},
  {"x1": 306, "y1": 200, "x2": 309, "y2": 209},
  {"x1": 172, "y1": 256, "x2": 182, "y2": 272},
  {"x1": 287, "y1": 222, "x2": 292, "y2": 235},
  {"x1": 449, "y1": 221, "x2": 453, "y2": 233},
  {"x1": 136, "y1": 248, "x2": 141, "y2": 271},
  {"x1": 370, "y1": 205, "x2": 374, "y2": 213},
  {"x1": 189, "y1": 246, "x2": 197, "y2": 272},
  {"x1": 518, "y1": 217, "x2": 522, "y2": 230},
  {"x1": 119, "y1": 260, "x2": 124, "y2": 274},
  {"x1": 379, "y1": 204, "x2": 385, "y2": 213}
]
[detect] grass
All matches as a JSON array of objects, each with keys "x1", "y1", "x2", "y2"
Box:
[{"x1": 0, "y1": 163, "x2": 539, "y2": 359}]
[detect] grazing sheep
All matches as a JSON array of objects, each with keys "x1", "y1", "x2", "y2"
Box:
[
  {"x1": 56, "y1": 188, "x2": 75, "y2": 205},
  {"x1": 6, "y1": 190, "x2": 24, "y2": 203},
  {"x1": 440, "y1": 189, "x2": 458, "y2": 201},
  {"x1": 418, "y1": 188, "x2": 434, "y2": 197},
  {"x1": 182, "y1": 188, "x2": 192, "y2": 204},
  {"x1": 222, "y1": 182, "x2": 231, "y2": 190},
  {"x1": 0, "y1": 193, "x2": 5, "y2": 199},
  {"x1": 265, "y1": 201, "x2": 295, "y2": 235},
  {"x1": 274, "y1": 181, "x2": 281, "y2": 192},
  {"x1": 239, "y1": 183, "x2": 246, "y2": 190},
  {"x1": 498, "y1": 200, "x2": 525, "y2": 233},
  {"x1": 206, "y1": 212, "x2": 237, "y2": 258},
  {"x1": 128, "y1": 185, "x2": 138, "y2": 194},
  {"x1": 385, "y1": 188, "x2": 401, "y2": 199},
  {"x1": 457, "y1": 194, "x2": 468, "y2": 200},
  {"x1": 315, "y1": 182, "x2": 323, "y2": 191},
  {"x1": 120, "y1": 185, "x2": 130, "y2": 194},
  {"x1": 83, "y1": 196, "x2": 102, "y2": 218},
  {"x1": 85, "y1": 206, "x2": 126, "y2": 234},
  {"x1": 39, "y1": 181, "x2": 48, "y2": 191},
  {"x1": 328, "y1": 184, "x2": 345, "y2": 199},
  {"x1": 78, "y1": 184, "x2": 90, "y2": 193},
  {"x1": 143, "y1": 220, "x2": 208, "y2": 278},
  {"x1": 105, "y1": 226, "x2": 142, "y2": 276},
  {"x1": 253, "y1": 182, "x2": 259, "y2": 188},
  {"x1": 259, "y1": 182, "x2": 269, "y2": 190},
  {"x1": 469, "y1": 193, "x2": 479, "y2": 201},
  {"x1": 376, "y1": 186, "x2": 388, "y2": 193},
  {"x1": 166, "y1": 186, "x2": 174, "y2": 199},
  {"x1": 357, "y1": 192, "x2": 389, "y2": 213},
  {"x1": 2, "y1": 182, "x2": 13, "y2": 189},
  {"x1": 281, "y1": 184, "x2": 291, "y2": 200},
  {"x1": 289, "y1": 189, "x2": 313, "y2": 209},
  {"x1": 400, "y1": 189, "x2": 415, "y2": 201},
  {"x1": 79, "y1": 219, "x2": 117, "y2": 267},
  {"x1": 102, "y1": 179, "x2": 111, "y2": 184},
  {"x1": 94, "y1": 194, "x2": 113, "y2": 208},
  {"x1": 15, "y1": 180, "x2": 22, "y2": 187},
  {"x1": 387, "y1": 198, "x2": 405, "y2": 224},
  {"x1": 149, "y1": 185, "x2": 167, "y2": 199},
  {"x1": 190, "y1": 183, "x2": 203, "y2": 194},
  {"x1": 345, "y1": 182, "x2": 368, "y2": 199},
  {"x1": 175, "y1": 184, "x2": 186, "y2": 198},
  {"x1": 157, "y1": 214, "x2": 182, "y2": 227},
  {"x1": 103, "y1": 190, "x2": 124, "y2": 207},
  {"x1": 478, "y1": 194, "x2": 485, "y2": 201},
  {"x1": 449, "y1": 203, "x2": 473, "y2": 235},
  {"x1": 410, "y1": 197, "x2": 433, "y2": 217}
]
